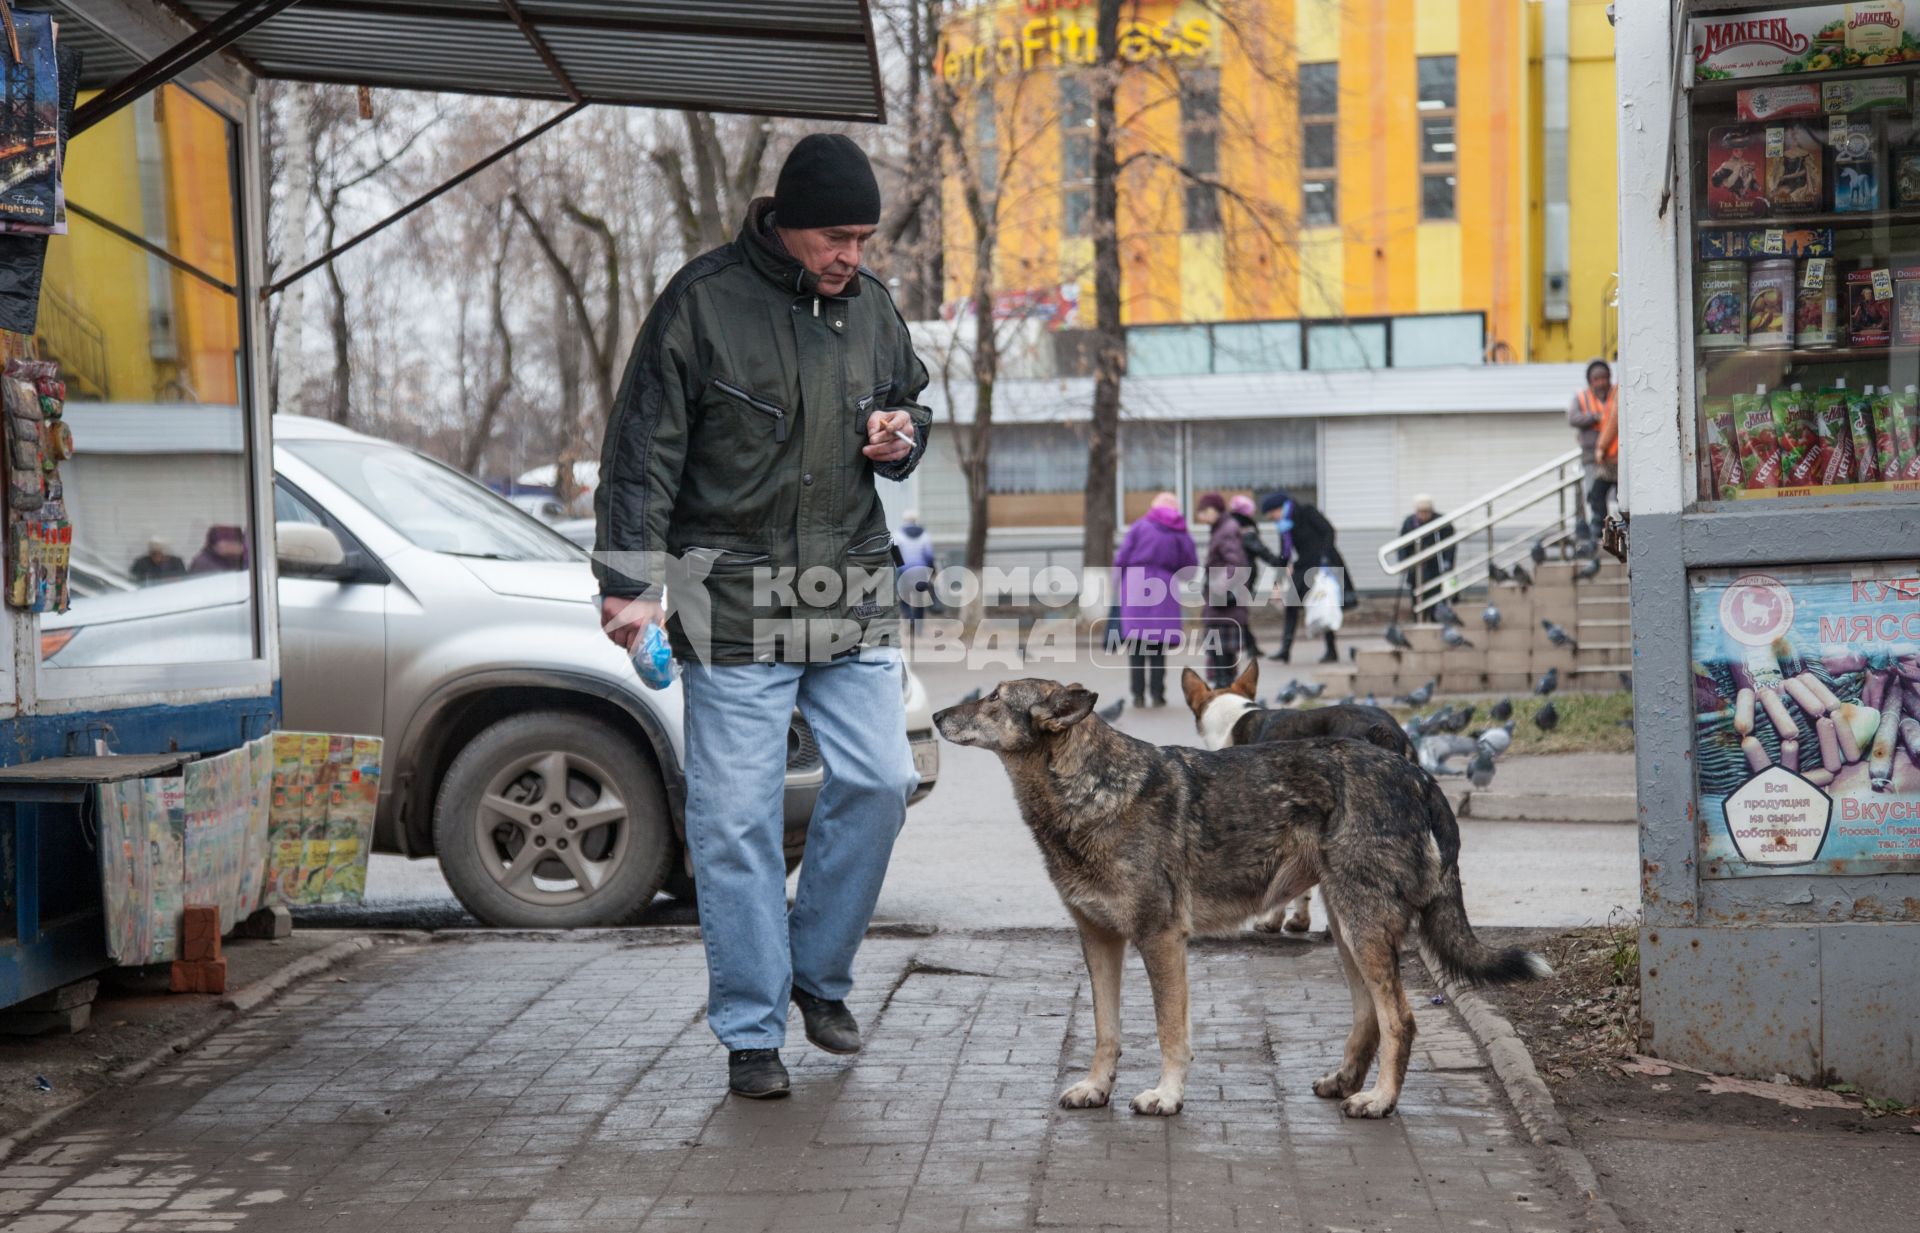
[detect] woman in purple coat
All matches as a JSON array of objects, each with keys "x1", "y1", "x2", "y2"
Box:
[{"x1": 1112, "y1": 492, "x2": 1198, "y2": 707}]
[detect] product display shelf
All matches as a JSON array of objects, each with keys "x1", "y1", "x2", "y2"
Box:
[
  {"x1": 1701, "y1": 345, "x2": 1903, "y2": 364},
  {"x1": 1694, "y1": 206, "x2": 1920, "y2": 230},
  {"x1": 1689, "y1": 62, "x2": 1920, "y2": 101}
]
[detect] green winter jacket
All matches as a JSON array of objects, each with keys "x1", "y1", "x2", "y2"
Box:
[{"x1": 593, "y1": 199, "x2": 933, "y2": 663}]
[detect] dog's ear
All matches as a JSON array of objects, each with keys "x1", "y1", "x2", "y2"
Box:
[
  {"x1": 1180, "y1": 667, "x2": 1209, "y2": 714},
  {"x1": 1231, "y1": 658, "x2": 1259, "y2": 699},
  {"x1": 1034, "y1": 683, "x2": 1097, "y2": 732}
]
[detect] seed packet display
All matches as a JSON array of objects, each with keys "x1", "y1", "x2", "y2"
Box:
[
  {"x1": 1847, "y1": 268, "x2": 1894, "y2": 345},
  {"x1": 1703, "y1": 399, "x2": 1745, "y2": 499},
  {"x1": 1896, "y1": 149, "x2": 1920, "y2": 205},
  {"x1": 1831, "y1": 117, "x2": 1881, "y2": 211},
  {"x1": 1770, "y1": 386, "x2": 1823, "y2": 487},
  {"x1": 1766, "y1": 122, "x2": 1825, "y2": 213},
  {"x1": 1747, "y1": 258, "x2": 1796, "y2": 348},
  {"x1": 1707, "y1": 126, "x2": 1769, "y2": 217},
  {"x1": 1814, "y1": 386, "x2": 1857, "y2": 486},
  {"x1": 1732, "y1": 387, "x2": 1784, "y2": 490},
  {"x1": 1697, "y1": 259, "x2": 1748, "y2": 349}
]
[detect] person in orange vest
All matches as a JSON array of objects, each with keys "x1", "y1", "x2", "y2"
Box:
[{"x1": 1567, "y1": 359, "x2": 1616, "y2": 549}]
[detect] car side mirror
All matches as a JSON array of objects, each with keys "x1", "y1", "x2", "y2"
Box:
[{"x1": 277, "y1": 522, "x2": 349, "y2": 578}]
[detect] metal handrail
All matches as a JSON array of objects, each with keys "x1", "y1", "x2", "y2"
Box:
[{"x1": 1378, "y1": 447, "x2": 1587, "y2": 614}]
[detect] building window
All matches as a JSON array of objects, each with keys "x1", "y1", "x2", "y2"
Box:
[
  {"x1": 1390, "y1": 314, "x2": 1484, "y2": 367},
  {"x1": 975, "y1": 93, "x2": 998, "y2": 195},
  {"x1": 1299, "y1": 62, "x2": 1338, "y2": 227},
  {"x1": 1306, "y1": 320, "x2": 1388, "y2": 370},
  {"x1": 1417, "y1": 55, "x2": 1457, "y2": 221},
  {"x1": 1181, "y1": 68, "x2": 1221, "y2": 232},
  {"x1": 1128, "y1": 325, "x2": 1212, "y2": 376},
  {"x1": 1189, "y1": 419, "x2": 1317, "y2": 507},
  {"x1": 1212, "y1": 321, "x2": 1303, "y2": 373},
  {"x1": 1060, "y1": 75, "x2": 1092, "y2": 237}
]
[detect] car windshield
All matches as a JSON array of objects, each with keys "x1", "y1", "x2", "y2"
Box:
[{"x1": 283, "y1": 439, "x2": 583, "y2": 562}]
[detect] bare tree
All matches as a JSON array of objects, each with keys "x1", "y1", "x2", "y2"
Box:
[
  {"x1": 462, "y1": 204, "x2": 519, "y2": 474},
  {"x1": 1082, "y1": 0, "x2": 1126, "y2": 570},
  {"x1": 650, "y1": 111, "x2": 774, "y2": 259}
]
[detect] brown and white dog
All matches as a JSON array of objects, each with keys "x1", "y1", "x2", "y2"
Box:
[{"x1": 1181, "y1": 660, "x2": 1417, "y2": 933}]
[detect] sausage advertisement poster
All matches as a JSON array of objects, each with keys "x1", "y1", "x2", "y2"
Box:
[{"x1": 1692, "y1": 561, "x2": 1920, "y2": 877}]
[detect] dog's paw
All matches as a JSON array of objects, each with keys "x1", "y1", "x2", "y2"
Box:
[
  {"x1": 1282, "y1": 912, "x2": 1312, "y2": 933},
  {"x1": 1340, "y1": 1089, "x2": 1398, "y2": 1119},
  {"x1": 1129, "y1": 1087, "x2": 1184, "y2": 1116},
  {"x1": 1250, "y1": 915, "x2": 1284, "y2": 934},
  {"x1": 1058, "y1": 1080, "x2": 1112, "y2": 1109},
  {"x1": 1311, "y1": 1071, "x2": 1358, "y2": 1099}
]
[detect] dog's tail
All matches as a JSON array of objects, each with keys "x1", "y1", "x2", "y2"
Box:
[{"x1": 1417, "y1": 779, "x2": 1551, "y2": 986}]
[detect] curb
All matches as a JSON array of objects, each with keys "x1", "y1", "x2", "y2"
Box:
[
  {"x1": 1423, "y1": 956, "x2": 1630, "y2": 1233},
  {"x1": 0, "y1": 935, "x2": 383, "y2": 1164}
]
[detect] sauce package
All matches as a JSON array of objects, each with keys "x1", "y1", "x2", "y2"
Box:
[
  {"x1": 1871, "y1": 386, "x2": 1918, "y2": 477},
  {"x1": 1765, "y1": 122, "x2": 1825, "y2": 213},
  {"x1": 1732, "y1": 386, "x2": 1784, "y2": 490},
  {"x1": 1847, "y1": 268, "x2": 1894, "y2": 345},
  {"x1": 1901, "y1": 386, "x2": 1920, "y2": 480},
  {"x1": 1771, "y1": 385, "x2": 1824, "y2": 487},
  {"x1": 1848, "y1": 387, "x2": 1883, "y2": 482},
  {"x1": 1703, "y1": 398, "x2": 1745, "y2": 499},
  {"x1": 1707, "y1": 126, "x2": 1769, "y2": 217},
  {"x1": 1813, "y1": 386, "x2": 1857, "y2": 486}
]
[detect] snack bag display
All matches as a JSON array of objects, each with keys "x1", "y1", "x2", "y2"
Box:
[{"x1": 1732, "y1": 386, "x2": 1784, "y2": 490}]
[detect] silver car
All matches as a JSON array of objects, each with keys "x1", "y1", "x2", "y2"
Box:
[{"x1": 49, "y1": 416, "x2": 940, "y2": 927}]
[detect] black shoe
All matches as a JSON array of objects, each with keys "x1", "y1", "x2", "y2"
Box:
[
  {"x1": 1131, "y1": 693, "x2": 1146, "y2": 708},
  {"x1": 1268, "y1": 649, "x2": 1291, "y2": 662},
  {"x1": 791, "y1": 986, "x2": 862, "y2": 1055},
  {"x1": 1150, "y1": 694, "x2": 1167, "y2": 708},
  {"x1": 1318, "y1": 650, "x2": 1338, "y2": 664},
  {"x1": 727, "y1": 1049, "x2": 790, "y2": 1099}
]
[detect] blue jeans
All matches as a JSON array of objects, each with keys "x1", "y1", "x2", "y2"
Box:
[{"x1": 680, "y1": 649, "x2": 917, "y2": 1049}]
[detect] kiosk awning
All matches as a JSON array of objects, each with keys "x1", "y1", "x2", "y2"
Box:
[{"x1": 65, "y1": 0, "x2": 887, "y2": 131}]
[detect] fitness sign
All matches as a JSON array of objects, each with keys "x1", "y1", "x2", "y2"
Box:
[{"x1": 1691, "y1": 562, "x2": 1920, "y2": 877}]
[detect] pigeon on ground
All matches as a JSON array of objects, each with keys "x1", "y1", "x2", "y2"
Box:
[
  {"x1": 1617, "y1": 671, "x2": 1633, "y2": 693},
  {"x1": 1097, "y1": 698, "x2": 1125, "y2": 723},
  {"x1": 1337, "y1": 694, "x2": 1356, "y2": 706},
  {"x1": 1432, "y1": 600, "x2": 1463, "y2": 628},
  {"x1": 1467, "y1": 746, "x2": 1497, "y2": 787},
  {"x1": 1364, "y1": 694, "x2": 1379, "y2": 708},
  {"x1": 1423, "y1": 704, "x2": 1457, "y2": 732},
  {"x1": 1403, "y1": 714, "x2": 1428, "y2": 739},
  {"x1": 1297, "y1": 680, "x2": 1327, "y2": 700},
  {"x1": 1490, "y1": 696, "x2": 1514, "y2": 722},
  {"x1": 1444, "y1": 704, "x2": 1477, "y2": 733},
  {"x1": 1441, "y1": 625, "x2": 1475, "y2": 649},
  {"x1": 1511, "y1": 564, "x2": 1533, "y2": 589},
  {"x1": 1576, "y1": 556, "x2": 1602, "y2": 580},
  {"x1": 1487, "y1": 562, "x2": 1512, "y2": 584},
  {"x1": 1530, "y1": 539, "x2": 1548, "y2": 566},
  {"x1": 959, "y1": 687, "x2": 983, "y2": 704},
  {"x1": 1384, "y1": 623, "x2": 1413, "y2": 650},
  {"x1": 1348, "y1": 645, "x2": 1358, "y2": 662},
  {"x1": 1534, "y1": 666, "x2": 1560, "y2": 697},
  {"x1": 1577, "y1": 537, "x2": 1601, "y2": 560},
  {"x1": 1541, "y1": 619, "x2": 1579, "y2": 650},
  {"x1": 1482, "y1": 604, "x2": 1502, "y2": 630},
  {"x1": 1417, "y1": 733, "x2": 1480, "y2": 776},
  {"x1": 1476, "y1": 724, "x2": 1514, "y2": 756},
  {"x1": 1276, "y1": 682, "x2": 1300, "y2": 705},
  {"x1": 1534, "y1": 699, "x2": 1560, "y2": 732},
  {"x1": 1402, "y1": 680, "x2": 1436, "y2": 707}
]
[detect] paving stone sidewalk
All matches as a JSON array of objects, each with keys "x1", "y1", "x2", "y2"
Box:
[{"x1": 0, "y1": 932, "x2": 1581, "y2": 1233}]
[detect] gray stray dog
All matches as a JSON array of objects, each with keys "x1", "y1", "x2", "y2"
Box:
[{"x1": 934, "y1": 678, "x2": 1548, "y2": 1120}]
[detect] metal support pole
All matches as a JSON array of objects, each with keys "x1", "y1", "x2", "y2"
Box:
[
  {"x1": 13, "y1": 804, "x2": 38, "y2": 947},
  {"x1": 73, "y1": 0, "x2": 306, "y2": 135}
]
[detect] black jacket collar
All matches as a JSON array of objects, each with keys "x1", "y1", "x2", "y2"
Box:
[{"x1": 738, "y1": 197, "x2": 863, "y2": 301}]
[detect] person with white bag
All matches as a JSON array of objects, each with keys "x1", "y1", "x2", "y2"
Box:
[{"x1": 1259, "y1": 490, "x2": 1351, "y2": 664}]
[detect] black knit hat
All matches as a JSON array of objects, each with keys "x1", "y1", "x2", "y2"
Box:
[{"x1": 773, "y1": 134, "x2": 882, "y2": 230}]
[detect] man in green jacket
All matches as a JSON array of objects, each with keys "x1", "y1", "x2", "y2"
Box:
[{"x1": 595, "y1": 135, "x2": 932, "y2": 1100}]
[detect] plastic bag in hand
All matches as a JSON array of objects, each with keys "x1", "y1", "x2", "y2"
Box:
[
  {"x1": 632, "y1": 622, "x2": 678, "y2": 690},
  {"x1": 1304, "y1": 570, "x2": 1344, "y2": 635}
]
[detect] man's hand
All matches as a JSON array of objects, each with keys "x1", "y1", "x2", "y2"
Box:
[
  {"x1": 600, "y1": 595, "x2": 665, "y2": 652},
  {"x1": 863, "y1": 409, "x2": 915, "y2": 463}
]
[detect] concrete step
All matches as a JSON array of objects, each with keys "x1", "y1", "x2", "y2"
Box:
[{"x1": 1462, "y1": 789, "x2": 1635, "y2": 823}]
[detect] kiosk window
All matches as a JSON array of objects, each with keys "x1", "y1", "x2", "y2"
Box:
[{"x1": 38, "y1": 84, "x2": 255, "y2": 666}]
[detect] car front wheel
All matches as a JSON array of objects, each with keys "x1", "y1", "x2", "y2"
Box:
[{"x1": 433, "y1": 710, "x2": 672, "y2": 927}]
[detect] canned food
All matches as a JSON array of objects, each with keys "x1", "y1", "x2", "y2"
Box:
[
  {"x1": 1697, "y1": 259, "x2": 1748, "y2": 351},
  {"x1": 1795, "y1": 261, "x2": 1840, "y2": 349},
  {"x1": 1748, "y1": 258, "x2": 1796, "y2": 349}
]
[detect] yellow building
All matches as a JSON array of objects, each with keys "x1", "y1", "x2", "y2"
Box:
[{"x1": 938, "y1": 0, "x2": 1618, "y2": 366}]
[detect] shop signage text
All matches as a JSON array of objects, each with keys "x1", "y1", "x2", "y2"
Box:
[{"x1": 941, "y1": 12, "x2": 1214, "y2": 83}]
